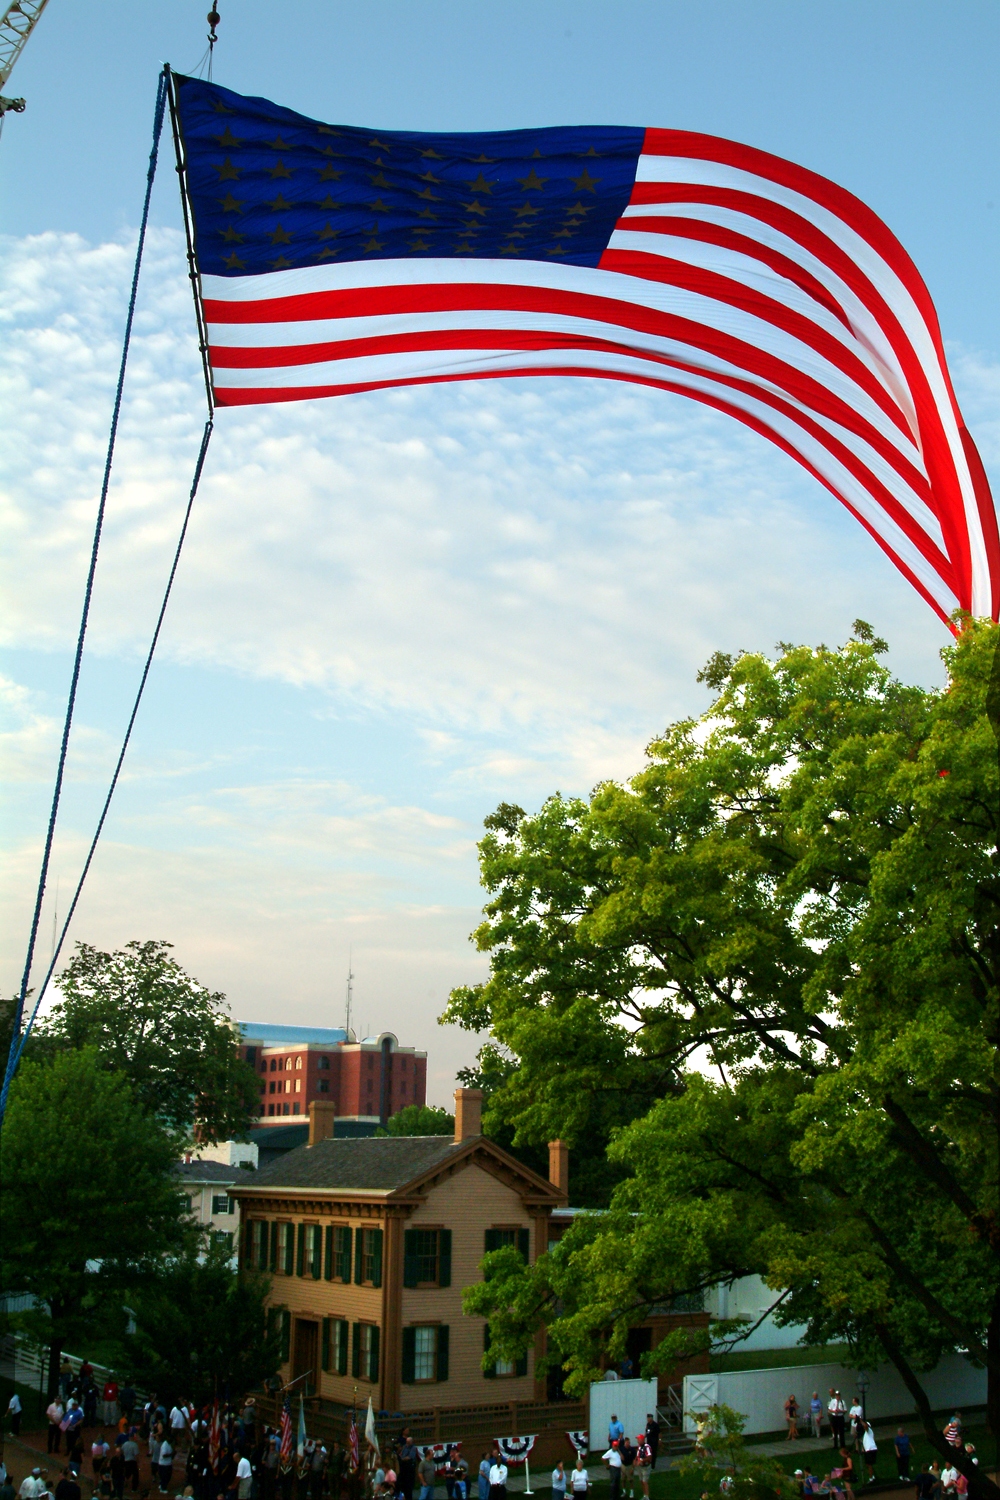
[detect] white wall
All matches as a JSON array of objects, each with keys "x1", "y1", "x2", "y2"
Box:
[
  {"x1": 193, "y1": 1139, "x2": 259, "y2": 1169},
  {"x1": 705, "y1": 1277, "x2": 810, "y2": 1353},
  {"x1": 589, "y1": 1378, "x2": 659, "y2": 1450},
  {"x1": 683, "y1": 1355, "x2": 985, "y2": 1436}
]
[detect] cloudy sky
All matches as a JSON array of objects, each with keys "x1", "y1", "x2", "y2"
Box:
[{"x1": 2, "y1": 1, "x2": 998, "y2": 1105}]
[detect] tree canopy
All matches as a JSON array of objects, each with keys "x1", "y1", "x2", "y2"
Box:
[
  {"x1": 125, "y1": 1241, "x2": 282, "y2": 1406},
  {"x1": 445, "y1": 619, "x2": 999, "y2": 1496},
  {"x1": 37, "y1": 940, "x2": 259, "y2": 1143},
  {"x1": 379, "y1": 1103, "x2": 455, "y2": 1136},
  {"x1": 0, "y1": 1047, "x2": 190, "y2": 1396}
]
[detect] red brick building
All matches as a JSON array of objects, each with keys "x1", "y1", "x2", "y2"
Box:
[{"x1": 240, "y1": 1024, "x2": 427, "y2": 1129}]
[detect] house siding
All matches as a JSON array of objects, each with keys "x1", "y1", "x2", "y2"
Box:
[{"x1": 400, "y1": 1165, "x2": 536, "y2": 1408}]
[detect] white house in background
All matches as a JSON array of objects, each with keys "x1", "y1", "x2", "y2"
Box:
[
  {"x1": 174, "y1": 1160, "x2": 256, "y2": 1256},
  {"x1": 704, "y1": 1275, "x2": 810, "y2": 1352},
  {"x1": 189, "y1": 1139, "x2": 260, "y2": 1170}
]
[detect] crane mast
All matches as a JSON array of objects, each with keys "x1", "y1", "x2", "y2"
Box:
[{"x1": 1, "y1": 0, "x2": 50, "y2": 114}]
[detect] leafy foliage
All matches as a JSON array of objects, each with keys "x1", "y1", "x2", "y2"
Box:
[
  {"x1": 125, "y1": 1241, "x2": 282, "y2": 1405},
  {"x1": 0, "y1": 1048, "x2": 190, "y2": 1393},
  {"x1": 679, "y1": 1404, "x2": 799, "y2": 1500},
  {"x1": 446, "y1": 619, "x2": 999, "y2": 1490},
  {"x1": 378, "y1": 1103, "x2": 455, "y2": 1136},
  {"x1": 38, "y1": 940, "x2": 259, "y2": 1143}
]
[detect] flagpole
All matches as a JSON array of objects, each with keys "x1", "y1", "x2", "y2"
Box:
[{"x1": 523, "y1": 1454, "x2": 533, "y2": 1496}]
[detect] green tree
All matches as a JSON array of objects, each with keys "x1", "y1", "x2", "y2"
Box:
[
  {"x1": 446, "y1": 619, "x2": 999, "y2": 1499},
  {"x1": 378, "y1": 1104, "x2": 455, "y2": 1136},
  {"x1": 679, "y1": 1404, "x2": 798, "y2": 1500},
  {"x1": 0, "y1": 1048, "x2": 190, "y2": 1398},
  {"x1": 38, "y1": 940, "x2": 259, "y2": 1143},
  {"x1": 125, "y1": 1241, "x2": 282, "y2": 1405}
]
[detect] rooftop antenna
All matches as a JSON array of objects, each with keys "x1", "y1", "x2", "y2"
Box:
[{"x1": 345, "y1": 950, "x2": 354, "y2": 1040}]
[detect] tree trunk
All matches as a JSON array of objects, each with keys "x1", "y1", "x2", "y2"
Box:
[
  {"x1": 874, "y1": 1323, "x2": 1000, "y2": 1500},
  {"x1": 46, "y1": 1332, "x2": 61, "y2": 1403},
  {"x1": 989, "y1": 1283, "x2": 1000, "y2": 1439}
]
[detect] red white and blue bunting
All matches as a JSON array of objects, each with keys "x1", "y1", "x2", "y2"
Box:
[
  {"x1": 566, "y1": 1433, "x2": 590, "y2": 1458},
  {"x1": 496, "y1": 1437, "x2": 537, "y2": 1465}
]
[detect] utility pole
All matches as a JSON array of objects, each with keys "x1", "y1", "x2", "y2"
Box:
[{"x1": 1, "y1": 0, "x2": 51, "y2": 117}]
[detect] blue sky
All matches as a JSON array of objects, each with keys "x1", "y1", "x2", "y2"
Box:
[{"x1": 2, "y1": 1, "x2": 998, "y2": 1102}]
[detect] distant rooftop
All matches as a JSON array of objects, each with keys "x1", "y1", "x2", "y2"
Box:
[{"x1": 239, "y1": 1022, "x2": 348, "y2": 1045}]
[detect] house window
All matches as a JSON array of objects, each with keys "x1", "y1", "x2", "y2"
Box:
[
  {"x1": 276, "y1": 1222, "x2": 294, "y2": 1274},
  {"x1": 296, "y1": 1055, "x2": 303, "y2": 1069},
  {"x1": 360, "y1": 1228, "x2": 381, "y2": 1284},
  {"x1": 353, "y1": 1322, "x2": 380, "y2": 1382},
  {"x1": 245, "y1": 1046, "x2": 257, "y2": 1065},
  {"x1": 318, "y1": 1055, "x2": 330, "y2": 1069},
  {"x1": 293, "y1": 1103, "x2": 300, "y2": 1113},
  {"x1": 322, "y1": 1317, "x2": 349, "y2": 1375},
  {"x1": 485, "y1": 1227, "x2": 530, "y2": 1260},
  {"x1": 317, "y1": 1079, "x2": 330, "y2": 1094},
  {"x1": 402, "y1": 1325, "x2": 450, "y2": 1384},
  {"x1": 270, "y1": 1059, "x2": 277, "y2": 1072},
  {"x1": 211, "y1": 1194, "x2": 234, "y2": 1215},
  {"x1": 269, "y1": 1081, "x2": 276, "y2": 1094},
  {"x1": 283, "y1": 1103, "x2": 290, "y2": 1115},
  {"x1": 211, "y1": 1230, "x2": 234, "y2": 1251},
  {"x1": 295, "y1": 1079, "x2": 302, "y2": 1093},
  {"x1": 330, "y1": 1224, "x2": 351, "y2": 1282},
  {"x1": 483, "y1": 1323, "x2": 527, "y2": 1379},
  {"x1": 403, "y1": 1229, "x2": 451, "y2": 1288},
  {"x1": 250, "y1": 1220, "x2": 267, "y2": 1269},
  {"x1": 302, "y1": 1223, "x2": 322, "y2": 1279}
]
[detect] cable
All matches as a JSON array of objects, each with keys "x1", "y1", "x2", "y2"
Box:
[
  {"x1": 0, "y1": 68, "x2": 170, "y2": 1120},
  {"x1": 0, "y1": 419, "x2": 215, "y2": 1115}
]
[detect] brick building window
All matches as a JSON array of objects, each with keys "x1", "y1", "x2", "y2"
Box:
[
  {"x1": 270, "y1": 1059, "x2": 277, "y2": 1072},
  {"x1": 317, "y1": 1079, "x2": 329, "y2": 1093},
  {"x1": 295, "y1": 1079, "x2": 302, "y2": 1093},
  {"x1": 318, "y1": 1055, "x2": 330, "y2": 1069},
  {"x1": 269, "y1": 1081, "x2": 275, "y2": 1094},
  {"x1": 402, "y1": 1325, "x2": 449, "y2": 1383},
  {"x1": 296, "y1": 1055, "x2": 303, "y2": 1068}
]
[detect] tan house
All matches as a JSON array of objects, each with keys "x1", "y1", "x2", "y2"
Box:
[{"x1": 232, "y1": 1089, "x2": 565, "y2": 1410}]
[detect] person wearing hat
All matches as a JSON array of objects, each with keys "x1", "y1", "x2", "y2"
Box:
[
  {"x1": 601, "y1": 1443, "x2": 623, "y2": 1500},
  {"x1": 634, "y1": 1437, "x2": 652, "y2": 1500}
]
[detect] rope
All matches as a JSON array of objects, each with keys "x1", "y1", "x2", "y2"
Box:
[
  {"x1": 0, "y1": 68, "x2": 170, "y2": 1120},
  {"x1": 0, "y1": 419, "x2": 215, "y2": 1114}
]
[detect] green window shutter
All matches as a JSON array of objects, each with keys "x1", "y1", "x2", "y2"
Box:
[
  {"x1": 483, "y1": 1323, "x2": 496, "y2": 1378},
  {"x1": 338, "y1": 1319, "x2": 349, "y2": 1377},
  {"x1": 321, "y1": 1318, "x2": 330, "y2": 1372},
  {"x1": 516, "y1": 1348, "x2": 528, "y2": 1377},
  {"x1": 438, "y1": 1229, "x2": 452, "y2": 1287},
  {"x1": 355, "y1": 1228, "x2": 365, "y2": 1284},
  {"x1": 284, "y1": 1225, "x2": 294, "y2": 1276},
  {"x1": 403, "y1": 1229, "x2": 419, "y2": 1288},
  {"x1": 518, "y1": 1228, "x2": 530, "y2": 1261},
  {"x1": 370, "y1": 1324, "x2": 380, "y2": 1382},
  {"x1": 401, "y1": 1327, "x2": 416, "y2": 1384},
  {"x1": 297, "y1": 1222, "x2": 306, "y2": 1277},
  {"x1": 269, "y1": 1221, "x2": 278, "y2": 1272},
  {"x1": 352, "y1": 1322, "x2": 361, "y2": 1379},
  {"x1": 324, "y1": 1226, "x2": 334, "y2": 1281},
  {"x1": 280, "y1": 1310, "x2": 291, "y2": 1363},
  {"x1": 436, "y1": 1324, "x2": 449, "y2": 1383},
  {"x1": 371, "y1": 1228, "x2": 383, "y2": 1289},
  {"x1": 484, "y1": 1229, "x2": 501, "y2": 1253},
  {"x1": 337, "y1": 1226, "x2": 352, "y2": 1282},
  {"x1": 311, "y1": 1228, "x2": 322, "y2": 1280}
]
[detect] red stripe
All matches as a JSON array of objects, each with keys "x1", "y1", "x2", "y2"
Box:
[
  {"x1": 213, "y1": 358, "x2": 953, "y2": 593},
  {"x1": 598, "y1": 246, "x2": 911, "y2": 442},
  {"x1": 209, "y1": 323, "x2": 939, "y2": 540},
  {"x1": 615, "y1": 213, "x2": 853, "y2": 330},
  {"x1": 624, "y1": 178, "x2": 977, "y2": 604}
]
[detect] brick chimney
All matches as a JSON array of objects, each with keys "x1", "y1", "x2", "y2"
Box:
[
  {"x1": 548, "y1": 1139, "x2": 569, "y2": 1202},
  {"x1": 453, "y1": 1087, "x2": 483, "y2": 1143},
  {"x1": 308, "y1": 1099, "x2": 336, "y2": 1147}
]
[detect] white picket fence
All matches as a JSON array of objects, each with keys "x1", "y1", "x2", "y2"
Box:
[{"x1": 683, "y1": 1354, "x2": 986, "y2": 1436}]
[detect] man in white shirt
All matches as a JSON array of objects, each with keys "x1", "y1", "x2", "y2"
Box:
[
  {"x1": 487, "y1": 1459, "x2": 508, "y2": 1500},
  {"x1": 19, "y1": 1471, "x2": 47, "y2": 1500},
  {"x1": 827, "y1": 1391, "x2": 846, "y2": 1449},
  {"x1": 46, "y1": 1400, "x2": 65, "y2": 1454},
  {"x1": 236, "y1": 1455, "x2": 253, "y2": 1500},
  {"x1": 6, "y1": 1394, "x2": 22, "y2": 1438},
  {"x1": 602, "y1": 1445, "x2": 623, "y2": 1500},
  {"x1": 861, "y1": 1423, "x2": 878, "y2": 1481},
  {"x1": 169, "y1": 1405, "x2": 188, "y2": 1450},
  {"x1": 849, "y1": 1400, "x2": 864, "y2": 1450},
  {"x1": 941, "y1": 1464, "x2": 960, "y2": 1491}
]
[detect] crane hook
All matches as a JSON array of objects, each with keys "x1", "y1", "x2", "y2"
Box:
[{"x1": 206, "y1": 6, "x2": 220, "y2": 79}]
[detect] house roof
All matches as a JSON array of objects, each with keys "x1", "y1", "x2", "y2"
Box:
[
  {"x1": 174, "y1": 1161, "x2": 257, "y2": 1186},
  {"x1": 233, "y1": 1133, "x2": 564, "y2": 1202}
]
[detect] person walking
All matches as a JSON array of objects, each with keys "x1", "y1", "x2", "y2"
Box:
[
  {"x1": 237, "y1": 1455, "x2": 253, "y2": 1500},
  {"x1": 618, "y1": 1439, "x2": 635, "y2": 1500},
  {"x1": 109, "y1": 1445, "x2": 126, "y2": 1500},
  {"x1": 159, "y1": 1437, "x2": 175, "y2": 1496},
  {"x1": 784, "y1": 1397, "x2": 799, "y2": 1441},
  {"x1": 860, "y1": 1424, "x2": 877, "y2": 1483},
  {"x1": 827, "y1": 1392, "x2": 846, "y2": 1450},
  {"x1": 92, "y1": 1437, "x2": 111, "y2": 1480},
  {"x1": 892, "y1": 1430, "x2": 911, "y2": 1482},
  {"x1": 809, "y1": 1395, "x2": 823, "y2": 1441},
  {"x1": 47, "y1": 1398, "x2": 65, "y2": 1453},
  {"x1": 634, "y1": 1439, "x2": 652, "y2": 1500},
  {"x1": 6, "y1": 1394, "x2": 22, "y2": 1437},
  {"x1": 602, "y1": 1444, "x2": 623, "y2": 1500},
  {"x1": 644, "y1": 1417, "x2": 659, "y2": 1472},
  {"x1": 569, "y1": 1460, "x2": 588, "y2": 1499},
  {"x1": 848, "y1": 1400, "x2": 864, "y2": 1453},
  {"x1": 63, "y1": 1401, "x2": 84, "y2": 1452},
  {"x1": 102, "y1": 1377, "x2": 120, "y2": 1429},
  {"x1": 551, "y1": 1461, "x2": 566, "y2": 1500},
  {"x1": 171, "y1": 1404, "x2": 190, "y2": 1454},
  {"x1": 487, "y1": 1457, "x2": 507, "y2": 1500}
]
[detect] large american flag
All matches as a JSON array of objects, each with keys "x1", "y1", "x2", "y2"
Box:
[
  {"x1": 169, "y1": 71, "x2": 997, "y2": 626},
  {"x1": 279, "y1": 1396, "x2": 293, "y2": 1468}
]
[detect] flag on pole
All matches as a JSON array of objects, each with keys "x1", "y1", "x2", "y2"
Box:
[
  {"x1": 365, "y1": 1396, "x2": 380, "y2": 1459},
  {"x1": 169, "y1": 73, "x2": 997, "y2": 627},
  {"x1": 208, "y1": 1399, "x2": 221, "y2": 1474},
  {"x1": 279, "y1": 1395, "x2": 293, "y2": 1469},
  {"x1": 297, "y1": 1393, "x2": 307, "y2": 1458},
  {"x1": 348, "y1": 1410, "x2": 360, "y2": 1473}
]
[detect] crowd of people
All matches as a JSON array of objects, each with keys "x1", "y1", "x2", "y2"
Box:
[{"x1": 778, "y1": 1392, "x2": 979, "y2": 1490}]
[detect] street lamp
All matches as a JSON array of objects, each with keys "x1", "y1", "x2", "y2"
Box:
[{"x1": 857, "y1": 1370, "x2": 870, "y2": 1423}]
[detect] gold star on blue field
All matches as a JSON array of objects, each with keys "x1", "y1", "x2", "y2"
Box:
[{"x1": 174, "y1": 73, "x2": 644, "y2": 275}]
